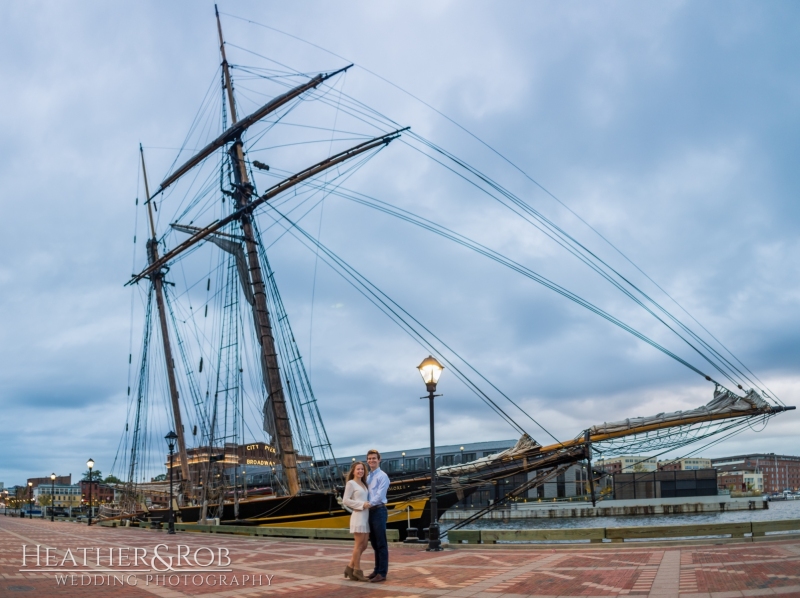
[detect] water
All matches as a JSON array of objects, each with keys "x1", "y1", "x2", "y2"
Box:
[{"x1": 447, "y1": 500, "x2": 800, "y2": 531}]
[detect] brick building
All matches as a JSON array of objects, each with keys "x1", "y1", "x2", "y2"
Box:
[
  {"x1": 26, "y1": 475, "x2": 72, "y2": 489},
  {"x1": 79, "y1": 480, "x2": 114, "y2": 505},
  {"x1": 717, "y1": 470, "x2": 763, "y2": 493},
  {"x1": 711, "y1": 454, "x2": 800, "y2": 493}
]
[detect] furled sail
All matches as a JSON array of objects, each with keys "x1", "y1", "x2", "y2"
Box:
[
  {"x1": 588, "y1": 387, "x2": 771, "y2": 436},
  {"x1": 436, "y1": 433, "x2": 541, "y2": 476},
  {"x1": 172, "y1": 224, "x2": 254, "y2": 305}
]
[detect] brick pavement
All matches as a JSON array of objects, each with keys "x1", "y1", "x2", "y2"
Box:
[{"x1": 1, "y1": 516, "x2": 799, "y2": 597}]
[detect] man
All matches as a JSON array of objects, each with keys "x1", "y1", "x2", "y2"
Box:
[{"x1": 365, "y1": 449, "x2": 389, "y2": 582}]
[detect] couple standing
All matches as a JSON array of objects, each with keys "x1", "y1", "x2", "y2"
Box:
[{"x1": 342, "y1": 449, "x2": 389, "y2": 583}]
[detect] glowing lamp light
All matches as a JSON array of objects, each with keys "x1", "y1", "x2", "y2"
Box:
[{"x1": 417, "y1": 355, "x2": 444, "y2": 391}]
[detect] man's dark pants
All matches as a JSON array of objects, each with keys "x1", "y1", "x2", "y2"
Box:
[{"x1": 368, "y1": 505, "x2": 388, "y2": 577}]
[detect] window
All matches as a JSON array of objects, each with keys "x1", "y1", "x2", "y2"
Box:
[
  {"x1": 463, "y1": 453, "x2": 476, "y2": 462},
  {"x1": 382, "y1": 460, "x2": 400, "y2": 473},
  {"x1": 442, "y1": 455, "x2": 454, "y2": 466}
]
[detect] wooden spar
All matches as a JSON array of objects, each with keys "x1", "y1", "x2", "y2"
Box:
[
  {"x1": 226, "y1": 139, "x2": 301, "y2": 495},
  {"x1": 139, "y1": 145, "x2": 192, "y2": 492},
  {"x1": 144, "y1": 7, "x2": 350, "y2": 199},
  {"x1": 216, "y1": 3, "x2": 237, "y2": 129},
  {"x1": 527, "y1": 403, "x2": 791, "y2": 459},
  {"x1": 215, "y1": 7, "x2": 303, "y2": 495},
  {"x1": 127, "y1": 130, "x2": 403, "y2": 286}
]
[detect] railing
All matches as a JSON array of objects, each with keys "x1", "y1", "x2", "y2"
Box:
[{"x1": 448, "y1": 519, "x2": 800, "y2": 544}]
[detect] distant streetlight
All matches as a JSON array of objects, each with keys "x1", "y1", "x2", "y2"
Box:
[
  {"x1": 27, "y1": 482, "x2": 33, "y2": 519},
  {"x1": 50, "y1": 473, "x2": 56, "y2": 522},
  {"x1": 86, "y1": 459, "x2": 94, "y2": 526},
  {"x1": 417, "y1": 355, "x2": 444, "y2": 552},
  {"x1": 165, "y1": 431, "x2": 178, "y2": 534}
]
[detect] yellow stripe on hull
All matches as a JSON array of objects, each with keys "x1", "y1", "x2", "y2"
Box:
[{"x1": 259, "y1": 498, "x2": 429, "y2": 529}]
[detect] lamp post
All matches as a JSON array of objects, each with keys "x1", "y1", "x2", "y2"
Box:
[
  {"x1": 50, "y1": 473, "x2": 56, "y2": 522},
  {"x1": 27, "y1": 482, "x2": 33, "y2": 519},
  {"x1": 417, "y1": 355, "x2": 444, "y2": 551},
  {"x1": 86, "y1": 459, "x2": 94, "y2": 526},
  {"x1": 165, "y1": 431, "x2": 178, "y2": 534}
]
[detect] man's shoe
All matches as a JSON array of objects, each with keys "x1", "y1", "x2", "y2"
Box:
[
  {"x1": 367, "y1": 572, "x2": 377, "y2": 579},
  {"x1": 369, "y1": 574, "x2": 386, "y2": 583}
]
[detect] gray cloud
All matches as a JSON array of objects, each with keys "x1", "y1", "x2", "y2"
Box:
[{"x1": 1, "y1": 1, "x2": 798, "y2": 485}]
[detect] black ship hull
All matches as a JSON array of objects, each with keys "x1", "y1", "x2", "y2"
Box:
[{"x1": 147, "y1": 476, "x2": 473, "y2": 540}]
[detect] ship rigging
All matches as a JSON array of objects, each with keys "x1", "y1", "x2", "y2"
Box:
[{"x1": 106, "y1": 7, "x2": 793, "y2": 534}]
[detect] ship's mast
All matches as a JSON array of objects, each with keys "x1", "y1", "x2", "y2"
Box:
[
  {"x1": 215, "y1": 6, "x2": 301, "y2": 495},
  {"x1": 140, "y1": 145, "x2": 192, "y2": 493}
]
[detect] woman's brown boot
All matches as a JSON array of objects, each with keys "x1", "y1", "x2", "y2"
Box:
[
  {"x1": 344, "y1": 565, "x2": 353, "y2": 579},
  {"x1": 353, "y1": 569, "x2": 369, "y2": 582}
]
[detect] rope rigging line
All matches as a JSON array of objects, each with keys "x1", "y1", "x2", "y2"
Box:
[
  {"x1": 125, "y1": 18, "x2": 789, "y2": 498},
  {"x1": 258, "y1": 202, "x2": 533, "y2": 439},
  {"x1": 215, "y1": 12, "x2": 776, "y2": 404},
  {"x1": 226, "y1": 60, "x2": 754, "y2": 393},
  {"x1": 258, "y1": 169, "x2": 716, "y2": 386},
  {"x1": 404, "y1": 134, "x2": 770, "y2": 393}
]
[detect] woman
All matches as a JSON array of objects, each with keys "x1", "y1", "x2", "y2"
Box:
[{"x1": 342, "y1": 461, "x2": 371, "y2": 582}]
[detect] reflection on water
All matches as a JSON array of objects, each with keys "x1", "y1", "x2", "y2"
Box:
[{"x1": 447, "y1": 500, "x2": 800, "y2": 531}]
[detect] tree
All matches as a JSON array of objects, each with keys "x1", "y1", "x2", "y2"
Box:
[
  {"x1": 151, "y1": 474, "x2": 166, "y2": 482},
  {"x1": 37, "y1": 495, "x2": 53, "y2": 507},
  {"x1": 7, "y1": 490, "x2": 22, "y2": 509},
  {"x1": 9, "y1": 487, "x2": 30, "y2": 510},
  {"x1": 82, "y1": 469, "x2": 102, "y2": 481},
  {"x1": 631, "y1": 463, "x2": 648, "y2": 473},
  {"x1": 104, "y1": 474, "x2": 123, "y2": 484}
]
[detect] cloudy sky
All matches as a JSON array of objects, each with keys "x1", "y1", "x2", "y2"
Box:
[{"x1": 1, "y1": 1, "x2": 798, "y2": 486}]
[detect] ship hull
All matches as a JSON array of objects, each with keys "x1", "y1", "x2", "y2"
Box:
[{"x1": 147, "y1": 476, "x2": 471, "y2": 540}]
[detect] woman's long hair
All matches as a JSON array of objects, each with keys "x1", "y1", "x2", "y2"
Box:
[{"x1": 346, "y1": 461, "x2": 368, "y2": 487}]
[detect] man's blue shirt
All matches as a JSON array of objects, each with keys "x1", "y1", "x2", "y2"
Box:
[{"x1": 367, "y1": 466, "x2": 389, "y2": 506}]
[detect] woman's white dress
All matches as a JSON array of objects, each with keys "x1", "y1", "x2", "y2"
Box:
[{"x1": 342, "y1": 479, "x2": 370, "y2": 533}]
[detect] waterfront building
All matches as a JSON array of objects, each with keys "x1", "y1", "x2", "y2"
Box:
[
  {"x1": 596, "y1": 455, "x2": 657, "y2": 473},
  {"x1": 716, "y1": 469, "x2": 764, "y2": 493},
  {"x1": 658, "y1": 458, "x2": 712, "y2": 471},
  {"x1": 711, "y1": 454, "x2": 800, "y2": 493},
  {"x1": 79, "y1": 480, "x2": 114, "y2": 505},
  {"x1": 613, "y1": 469, "x2": 718, "y2": 499},
  {"x1": 33, "y1": 484, "x2": 82, "y2": 509}
]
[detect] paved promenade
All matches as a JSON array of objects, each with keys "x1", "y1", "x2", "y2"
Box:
[{"x1": 1, "y1": 516, "x2": 799, "y2": 597}]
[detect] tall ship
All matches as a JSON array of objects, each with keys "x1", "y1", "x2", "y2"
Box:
[{"x1": 105, "y1": 8, "x2": 794, "y2": 537}]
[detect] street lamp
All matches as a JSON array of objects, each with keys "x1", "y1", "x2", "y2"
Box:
[
  {"x1": 86, "y1": 459, "x2": 94, "y2": 526},
  {"x1": 165, "y1": 431, "x2": 178, "y2": 534},
  {"x1": 27, "y1": 482, "x2": 33, "y2": 519},
  {"x1": 50, "y1": 473, "x2": 56, "y2": 522},
  {"x1": 417, "y1": 355, "x2": 444, "y2": 551}
]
